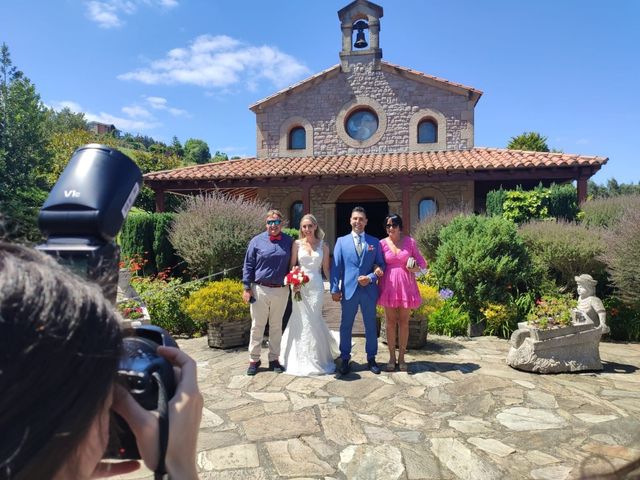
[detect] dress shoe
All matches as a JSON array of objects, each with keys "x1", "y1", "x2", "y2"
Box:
[
  {"x1": 368, "y1": 357, "x2": 381, "y2": 375},
  {"x1": 247, "y1": 360, "x2": 261, "y2": 376},
  {"x1": 339, "y1": 360, "x2": 350, "y2": 375},
  {"x1": 268, "y1": 360, "x2": 284, "y2": 373}
]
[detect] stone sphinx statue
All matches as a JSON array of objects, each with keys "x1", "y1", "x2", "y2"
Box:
[{"x1": 506, "y1": 274, "x2": 607, "y2": 373}]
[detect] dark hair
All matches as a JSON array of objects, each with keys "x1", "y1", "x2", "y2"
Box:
[
  {"x1": 0, "y1": 243, "x2": 122, "y2": 480},
  {"x1": 351, "y1": 206, "x2": 367, "y2": 218},
  {"x1": 385, "y1": 213, "x2": 403, "y2": 231}
]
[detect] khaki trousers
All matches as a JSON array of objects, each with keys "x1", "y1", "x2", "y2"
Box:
[{"x1": 248, "y1": 284, "x2": 290, "y2": 362}]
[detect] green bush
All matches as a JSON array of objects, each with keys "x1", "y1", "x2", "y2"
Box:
[
  {"x1": 169, "y1": 193, "x2": 268, "y2": 277},
  {"x1": 152, "y1": 212, "x2": 180, "y2": 273},
  {"x1": 600, "y1": 208, "x2": 640, "y2": 310},
  {"x1": 431, "y1": 215, "x2": 534, "y2": 323},
  {"x1": 485, "y1": 187, "x2": 506, "y2": 217},
  {"x1": 604, "y1": 297, "x2": 640, "y2": 342},
  {"x1": 502, "y1": 189, "x2": 549, "y2": 224},
  {"x1": 282, "y1": 227, "x2": 299, "y2": 239},
  {"x1": 413, "y1": 210, "x2": 463, "y2": 263},
  {"x1": 519, "y1": 220, "x2": 607, "y2": 293},
  {"x1": 133, "y1": 277, "x2": 204, "y2": 336},
  {"x1": 487, "y1": 183, "x2": 578, "y2": 224},
  {"x1": 121, "y1": 212, "x2": 181, "y2": 275},
  {"x1": 546, "y1": 183, "x2": 579, "y2": 221},
  {"x1": 182, "y1": 279, "x2": 249, "y2": 326},
  {"x1": 580, "y1": 194, "x2": 640, "y2": 228},
  {"x1": 428, "y1": 300, "x2": 470, "y2": 337},
  {"x1": 120, "y1": 212, "x2": 156, "y2": 275}
]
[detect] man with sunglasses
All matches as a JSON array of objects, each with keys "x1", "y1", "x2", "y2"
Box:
[{"x1": 242, "y1": 209, "x2": 293, "y2": 375}]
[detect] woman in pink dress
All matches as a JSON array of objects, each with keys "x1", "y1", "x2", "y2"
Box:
[{"x1": 376, "y1": 214, "x2": 427, "y2": 372}]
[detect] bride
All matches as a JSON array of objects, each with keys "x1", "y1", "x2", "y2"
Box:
[{"x1": 280, "y1": 214, "x2": 339, "y2": 375}]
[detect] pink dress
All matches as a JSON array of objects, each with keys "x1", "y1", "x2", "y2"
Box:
[{"x1": 377, "y1": 235, "x2": 427, "y2": 309}]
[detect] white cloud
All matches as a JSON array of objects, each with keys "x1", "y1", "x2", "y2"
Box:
[
  {"x1": 144, "y1": 96, "x2": 189, "y2": 116},
  {"x1": 49, "y1": 100, "x2": 159, "y2": 131},
  {"x1": 84, "y1": 0, "x2": 179, "y2": 29},
  {"x1": 122, "y1": 104, "x2": 153, "y2": 119},
  {"x1": 576, "y1": 138, "x2": 590, "y2": 145},
  {"x1": 118, "y1": 34, "x2": 310, "y2": 90}
]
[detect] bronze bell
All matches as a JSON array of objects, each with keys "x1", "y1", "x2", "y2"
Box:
[
  {"x1": 353, "y1": 20, "x2": 369, "y2": 49},
  {"x1": 354, "y1": 30, "x2": 368, "y2": 49}
]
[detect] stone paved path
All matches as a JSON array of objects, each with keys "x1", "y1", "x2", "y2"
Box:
[{"x1": 116, "y1": 336, "x2": 640, "y2": 479}]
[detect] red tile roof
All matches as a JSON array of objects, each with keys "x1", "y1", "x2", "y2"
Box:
[{"x1": 144, "y1": 148, "x2": 607, "y2": 183}]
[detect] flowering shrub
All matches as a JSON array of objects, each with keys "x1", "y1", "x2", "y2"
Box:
[
  {"x1": 428, "y1": 300, "x2": 470, "y2": 337},
  {"x1": 604, "y1": 297, "x2": 640, "y2": 342},
  {"x1": 117, "y1": 299, "x2": 145, "y2": 320},
  {"x1": 182, "y1": 279, "x2": 249, "y2": 325},
  {"x1": 119, "y1": 253, "x2": 149, "y2": 276},
  {"x1": 526, "y1": 295, "x2": 575, "y2": 329},
  {"x1": 482, "y1": 302, "x2": 518, "y2": 338}
]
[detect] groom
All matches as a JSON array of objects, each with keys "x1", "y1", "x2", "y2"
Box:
[{"x1": 331, "y1": 206, "x2": 385, "y2": 375}]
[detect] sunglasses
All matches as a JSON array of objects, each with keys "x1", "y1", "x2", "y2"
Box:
[
  {"x1": 385, "y1": 224, "x2": 399, "y2": 229},
  {"x1": 266, "y1": 219, "x2": 282, "y2": 226}
]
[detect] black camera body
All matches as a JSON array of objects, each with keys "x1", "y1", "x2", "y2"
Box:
[{"x1": 106, "y1": 325, "x2": 178, "y2": 459}]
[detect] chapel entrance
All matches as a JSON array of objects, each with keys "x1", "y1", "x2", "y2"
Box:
[{"x1": 335, "y1": 186, "x2": 389, "y2": 240}]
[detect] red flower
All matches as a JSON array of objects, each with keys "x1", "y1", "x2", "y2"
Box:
[{"x1": 284, "y1": 266, "x2": 310, "y2": 301}]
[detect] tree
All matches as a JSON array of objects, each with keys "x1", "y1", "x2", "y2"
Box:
[
  {"x1": 169, "y1": 136, "x2": 184, "y2": 157},
  {"x1": 211, "y1": 150, "x2": 228, "y2": 162},
  {"x1": 184, "y1": 138, "x2": 211, "y2": 164},
  {"x1": 507, "y1": 132, "x2": 550, "y2": 152},
  {"x1": 44, "y1": 106, "x2": 87, "y2": 134},
  {"x1": 0, "y1": 43, "x2": 50, "y2": 241}
]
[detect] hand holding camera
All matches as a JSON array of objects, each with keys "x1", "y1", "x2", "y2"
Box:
[{"x1": 109, "y1": 346, "x2": 202, "y2": 479}]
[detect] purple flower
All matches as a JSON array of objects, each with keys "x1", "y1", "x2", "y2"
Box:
[{"x1": 439, "y1": 288, "x2": 454, "y2": 300}]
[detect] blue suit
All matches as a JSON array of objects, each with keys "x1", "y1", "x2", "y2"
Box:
[{"x1": 331, "y1": 232, "x2": 386, "y2": 361}]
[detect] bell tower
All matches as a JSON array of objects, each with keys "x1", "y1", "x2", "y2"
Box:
[{"x1": 338, "y1": 0, "x2": 383, "y2": 72}]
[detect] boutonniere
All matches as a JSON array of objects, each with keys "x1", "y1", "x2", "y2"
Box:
[{"x1": 367, "y1": 245, "x2": 375, "y2": 251}]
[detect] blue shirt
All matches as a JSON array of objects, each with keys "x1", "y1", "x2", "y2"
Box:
[{"x1": 242, "y1": 231, "x2": 293, "y2": 290}]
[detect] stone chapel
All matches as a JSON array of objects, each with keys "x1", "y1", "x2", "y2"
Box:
[{"x1": 145, "y1": 0, "x2": 607, "y2": 240}]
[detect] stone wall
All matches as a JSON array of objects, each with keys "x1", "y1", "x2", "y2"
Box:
[{"x1": 255, "y1": 60, "x2": 474, "y2": 159}]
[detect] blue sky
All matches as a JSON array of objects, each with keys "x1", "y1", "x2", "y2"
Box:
[{"x1": 1, "y1": 0, "x2": 638, "y2": 184}]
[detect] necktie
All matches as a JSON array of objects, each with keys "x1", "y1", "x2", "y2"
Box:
[{"x1": 356, "y1": 235, "x2": 363, "y2": 256}]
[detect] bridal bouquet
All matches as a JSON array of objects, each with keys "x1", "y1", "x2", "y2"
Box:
[{"x1": 284, "y1": 266, "x2": 310, "y2": 301}]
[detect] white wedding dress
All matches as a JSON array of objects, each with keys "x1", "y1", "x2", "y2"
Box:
[{"x1": 280, "y1": 240, "x2": 339, "y2": 376}]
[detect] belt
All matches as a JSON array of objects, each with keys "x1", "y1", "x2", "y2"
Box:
[{"x1": 255, "y1": 281, "x2": 286, "y2": 288}]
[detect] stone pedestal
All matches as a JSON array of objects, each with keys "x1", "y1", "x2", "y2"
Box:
[{"x1": 507, "y1": 322, "x2": 604, "y2": 373}]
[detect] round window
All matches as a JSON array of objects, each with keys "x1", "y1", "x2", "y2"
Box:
[{"x1": 345, "y1": 109, "x2": 378, "y2": 141}]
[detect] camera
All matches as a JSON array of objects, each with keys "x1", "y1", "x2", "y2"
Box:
[
  {"x1": 37, "y1": 144, "x2": 178, "y2": 460},
  {"x1": 106, "y1": 325, "x2": 178, "y2": 459}
]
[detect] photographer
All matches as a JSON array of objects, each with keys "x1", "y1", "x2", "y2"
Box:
[{"x1": 0, "y1": 243, "x2": 202, "y2": 480}]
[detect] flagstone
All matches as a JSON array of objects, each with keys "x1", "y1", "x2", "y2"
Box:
[
  {"x1": 601, "y1": 388, "x2": 640, "y2": 398},
  {"x1": 512, "y1": 379, "x2": 536, "y2": 389},
  {"x1": 397, "y1": 430, "x2": 422, "y2": 443},
  {"x1": 338, "y1": 445, "x2": 404, "y2": 480},
  {"x1": 263, "y1": 402, "x2": 291, "y2": 414},
  {"x1": 242, "y1": 410, "x2": 320, "y2": 441},
  {"x1": 573, "y1": 413, "x2": 618, "y2": 423},
  {"x1": 526, "y1": 450, "x2": 560, "y2": 465},
  {"x1": 426, "y1": 387, "x2": 453, "y2": 405},
  {"x1": 288, "y1": 392, "x2": 327, "y2": 410},
  {"x1": 525, "y1": 390, "x2": 558, "y2": 408},
  {"x1": 246, "y1": 391, "x2": 287, "y2": 402},
  {"x1": 196, "y1": 431, "x2": 244, "y2": 452},
  {"x1": 300, "y1": 435, "x2": 337, "y2": 458},
  {"x1": 430, "y1": 438, "x2": 503, "y2": 480},
  {"x1": 467, "y1": 437, "x2": 516, "y2": 457},
  {"x1": 319, "y1": 404, "x2": 367, "y2": 445},
  {"x1": 530, "y1": 465, "x2": 572, "y2": 480},
  {"x1": 401, "y1": 443, "x2": 454, "y2": 479},
  {"x1": 582, "y1": 443, "x2": 640, "y2": 461},
  {"x1": 406, "y1": 386, "x2": 426, "y2": 397},
  {"x1": 412, "y1": 371, "x2": 453, "y2": 387},
  {"x1": 496, "y1": 407, "x2": 568, "y2": 431},
  {"x1": 362, "y1": 383, "x2": 400, "y2": 402},
  {"x1": 265, "y1": 439, "x2": 334, "y2": 477},
  {"x1": 197, "y1": 444, "x2": 259, "y2": 471},
  {"x1": 201, "y1": 407, "x2": 225, "y2": 428},
  {"x1": 227, "y1": 375, "x2": 253, "y2": 389},
  {"x1": 325, "y1": 377, "x2": 382, "y2": 397},
  {"x1": 364, "y1": 424, "x2": 397, "y2": 442},
  {"x1": 448, "y1": 417, "x2": 492, "y2": 434},
  {"x1": 285, "y1": 376, "x2": 332, "y2": 395}
]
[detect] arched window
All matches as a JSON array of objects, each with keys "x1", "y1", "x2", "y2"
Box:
[
  {"x1": 290, "y1": 201, "x2": 304, "y2": 230},
  {"x1": 288, "y1": 127, "x2": 306, "y2": 150},
  {"x1": 418, "y1": 119, "x2": 437, "y2": 144},
  {"x1": 419, "y1": 198, "x2": 437, "y2": 220}
]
